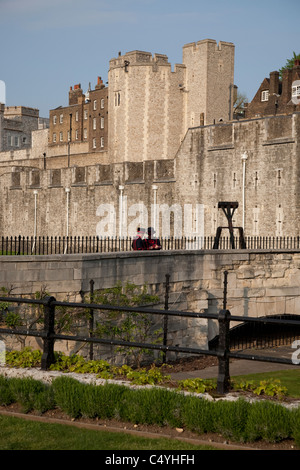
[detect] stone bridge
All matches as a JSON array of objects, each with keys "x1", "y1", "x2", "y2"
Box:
[{"x1": 1, "y1": 249, "x2": 300, "y2": 353}]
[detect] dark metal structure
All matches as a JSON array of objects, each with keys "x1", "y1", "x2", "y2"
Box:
[{"x1": 213, "y1": 201, "x2": 246, "y2": 249}]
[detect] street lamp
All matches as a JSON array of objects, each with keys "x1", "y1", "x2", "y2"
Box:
[
  {"x1": 241, "y1": 152, "x2": 248, "y2": 230},
  {"x1": 32, "y1": 190, "x2": 38, "y2": 253}
]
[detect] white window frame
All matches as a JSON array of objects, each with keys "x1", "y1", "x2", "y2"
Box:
[
  {"x1": 101, "y1": 117, "x2": 104, "y2": 129},
  {"x1": 83, "y1": 128, "x2": 87, "y2": 139},
  {"x1": 60, "y1": 114, "x2": 63, "y2": 124},
  {"x1": 100, "y1": 137, "x2": 104, "y2": 148},
  {"x1": 75, "y1": 129, "x2": 79, "y2": 140},
  {"x1": 261, "y1": 90, "x2": 269, "y2": 102},
  {"x1": 93, "y1": 100, "x2": 97, "y2": 110},
  {"x1": 75, "y1": 111, "x2": 79, "y2": 122},
  {"x1": 93, "y1": 118, "x2": 97, "y2": 130},
  {"x1": 53, "y1": 115, "x2": 57, "y2": 125},
  {"x1": 292, "y1": 85, "x2": 300, "y2": 97},
  {"x1": 59, "y1": 132, "x2": 63, "y2": 142},
  {"x1": 84, "y1": 109, "x2": 88, "y2": 120},
  {"x1": 101, "y1": 98, "x2": 105, "y2": 109},
  {"x1": 53, "y1": 133, "x2": 56, "y2": 143},
  {"x1": 93, "y1": 138, "x2": 97, "y2": 149}
]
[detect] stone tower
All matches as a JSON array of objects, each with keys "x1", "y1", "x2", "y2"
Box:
[
  {"x1": 108, "y1": 50, "x2": 186, "y2": 163},
  {"x1": 182, "y1": 39, "x2": 235, "y2": 127},
  {"x1": 108, "y1": 40, "x2": 235, "y2": 164}
]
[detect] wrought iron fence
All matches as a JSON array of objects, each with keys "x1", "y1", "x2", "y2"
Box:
[
  {"x1": 0, "y1": 291, "x2": 299, "y2": 394},
  {"x1": 1, "y1": 235, "x2": 300, "y2": 255}
]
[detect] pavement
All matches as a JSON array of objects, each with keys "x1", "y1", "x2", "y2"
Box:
[{"x1": 169, "y1": 345, "x2": 299, "y2": 380}]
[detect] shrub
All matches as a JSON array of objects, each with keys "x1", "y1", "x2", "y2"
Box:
[
  {"x1": 52, "y1": 376, "x2": 89, "y2": 419},
  {"x1": 212, "y1": 399, "x2": 251, "y2": 442},
  {"x1": 245, "y1": 400, "x2": 292, "y2": 443},
  {"x1": 8, "y1": 377, "x2": 48, "y2": 413},
  {"x1": 119, "y1": 387, "x2": 185, "y2": 428},
  {"x1": 80, "y1": 383, "x2": 127, "y2": 420},
  {"x1": 0, "y1": 376, "x2": 15, "y2": 406},
  {"x1": 181, "y1": 395, "x2": 215, "y2": 435}
]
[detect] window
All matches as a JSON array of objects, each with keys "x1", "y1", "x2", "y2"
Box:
[
  {"x1": 60, "y1": 114, "x2": 63, "y2": 124},
  {"x1": 101, "y1": 98, "x2": 105, "y2": 109},
  {"x1": 93, "y1": 138, "x2": 96, "y2": 149},
  {"x1": 67, "y1": 131, "x2": 71, "y2": 142},
  {"x1": 53, "y1": 115, "x2": 57, "y2": 125},
  {"x1": 292, "y1": 85, "x2": 300, "y2": 97},
  {"x1": 14, "y1": 136, "x2": 19, "y2": 147},
  {"x1": 83, "y1": 128, "x2": 87, "y2": 139},
  {"x1": 114, "y1": 91, "x2": 121, "y2": 106},
  {"x1": 93, "y1": 118, "x2": 97, "y2": 130},
  {"x1": 75, "y1": 129, "x2": 79, "y2": 140},
  {"x1": 93, "y1": 100, "x2": 97, "y2": 110},
  {"x1": 101, "y1": 117, "x2": 104, "y2": 129},
  {"x1": 59, "y1": 132, "x2": 63, "y2": 142},
  {"x1": 7, "y1": 135, "x2": 12, "y2": 146},
  {"x1": 100, "y1": 137, "x2": 104, "y2": 148},
  {"x1": 84, "y1": 109, "x2": 88, "y2": 120},
  {"x1": 75, "y1": 111, "x2": 79, "y2": 122},
  {"x1": 53, "y1": 133, "x2": 56, "y2": 143},
  {"x1": 261, "y1": 90, "x2": 269, "y2": 102}
]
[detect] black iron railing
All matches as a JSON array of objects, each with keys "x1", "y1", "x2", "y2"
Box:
[
  {"x1": 0, "y1": 291, "x2": 299, "y2": 394},
  {"x1": 1, "y1": 235, "x2": 300, "y2": 255}
]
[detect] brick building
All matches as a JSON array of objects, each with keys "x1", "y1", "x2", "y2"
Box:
[
  {"x1": 49, "y1": 77, "x2": 108, "y2": 153},
  {"x1": 245, "y1": 59, "x2": 300, "y2": 118}
]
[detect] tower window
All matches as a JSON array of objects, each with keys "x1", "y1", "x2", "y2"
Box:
[{"x1": 261, "y1": 90, "x2": 269, "y2": 102}]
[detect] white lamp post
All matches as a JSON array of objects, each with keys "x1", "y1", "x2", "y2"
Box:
[{"x1": 241, "y1": 152, "x2": 248, "y2": 230}]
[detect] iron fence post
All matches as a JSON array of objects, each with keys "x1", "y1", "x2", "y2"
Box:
[
  {"x1": 89, "y1": 279, "x2": 95, "y2": 360},
  {"x1": 162, "y1": 273, "x2": 170, "y2": 363},
  {"x1": 41, "y1": 296, "x2": 56, "y2": 370},
  {"x1": 217, "y1": 308, "x2": 231, "y2": 394}
]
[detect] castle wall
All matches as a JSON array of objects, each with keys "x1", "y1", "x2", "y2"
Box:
[{"x1": 175, "y1": 113, "x2": 300, "y2": 237}]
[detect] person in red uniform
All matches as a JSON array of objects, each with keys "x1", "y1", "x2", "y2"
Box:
[
  {"x1": 132, "y1": 227, "x2": 147, "y2": 250},
  {"x1": 145, "y1": 227, "x2": 162, "y2": 250}
]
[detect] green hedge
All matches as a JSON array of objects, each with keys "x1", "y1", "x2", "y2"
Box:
[{"x1": 0, "y1": 374, "x2": 299, "y2": 447}]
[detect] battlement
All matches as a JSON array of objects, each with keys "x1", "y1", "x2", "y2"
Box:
[
  {"x1": 4, "y1": 106, "x2": 39, "y2": 118},
  {"x1": 183, "y1": 38, "x2": 234, "y2": 53},
  {"x1": 109, "y1": 50, "x2": 171, "y2": 69}
]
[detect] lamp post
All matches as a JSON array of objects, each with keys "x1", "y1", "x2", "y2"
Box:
[
  {"x1": 64, "y1": 188, "x2": 70, "y2": 255},
  {"x1": 65, "y1": 188, "x2": 70, "y2": 236},
  {"x1": 119, "y1": 185, "x2": 124, "y2": 237},
  {"x1": 241, "y1": 152, "x2": 248, "y2": 230},
  {"x1": 32, "y1": 190, "x2": 38, "y2": 254},
  {"x1": 152, "y1": 185, "x2": 158, "y2": 232}
]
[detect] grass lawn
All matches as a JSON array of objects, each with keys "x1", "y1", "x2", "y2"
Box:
[{"x1": 0, "y1": 415, "x2": 216, "y2": 451}]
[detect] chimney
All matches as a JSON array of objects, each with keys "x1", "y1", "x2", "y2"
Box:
[
  {"x1": 281, "y1": 68, "x2": 293, "y2": 103},
  {"x1": 69, "y1": 83, "x2": 83, "y2": 105},
  {"x1": 95, "y1": 76, "x2": 105, "y2": 90},
  {"x1": 269, "y1": 71, "x2": 280, "y2": 96}
]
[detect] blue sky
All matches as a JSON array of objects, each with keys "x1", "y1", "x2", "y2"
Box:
[{"x1": 0, "y1": 0, "x2": 299, "y2": 118}]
